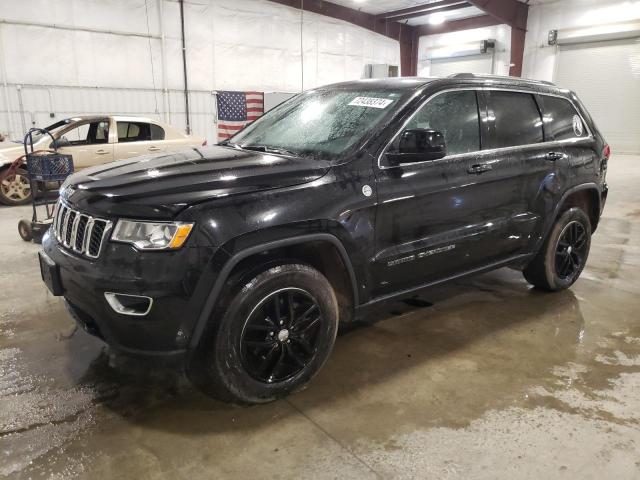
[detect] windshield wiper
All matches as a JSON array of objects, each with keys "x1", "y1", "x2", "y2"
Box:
[{"x1": 240, "y1": 145, "x2": 298, "y2": 157}]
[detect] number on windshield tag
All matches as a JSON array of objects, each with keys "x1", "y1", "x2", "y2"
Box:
[{"x1": 348, "y1": 97, "x2": 394, "y2": 109}]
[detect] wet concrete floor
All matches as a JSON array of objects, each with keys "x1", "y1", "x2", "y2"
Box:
[{"x1": 1, "y1": 155, "x2": 639, "y2": 479}]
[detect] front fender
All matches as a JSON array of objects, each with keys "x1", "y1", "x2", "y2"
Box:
[{"x1": 186, "y1": 232, "x2": 359, "y2": 351}]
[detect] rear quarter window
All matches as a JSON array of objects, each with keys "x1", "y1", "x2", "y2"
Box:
[
  {"x1": 484, "y1": 91, "x2": 544, "y2": 149},
  {"x1": 150, "y1": 124, "x2": 165, "y2": 141},
  {"x1": 540, "y1": 95, "x2": 586, "y2": 141}
]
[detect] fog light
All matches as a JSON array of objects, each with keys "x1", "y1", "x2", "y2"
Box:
[{"x1": 104, "y1": 292, "x2": 153, "y2": 316}]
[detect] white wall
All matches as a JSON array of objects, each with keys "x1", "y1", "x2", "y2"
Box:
[
  {"x1": 417, "y1": 25, "x2": 512, "y2": 76},
  {"x1": 522, "y1": 0, "x2": 640, "y2": 81},
  {"x1": 0, "y1": 0, "x2": 399, "y2": 143}
]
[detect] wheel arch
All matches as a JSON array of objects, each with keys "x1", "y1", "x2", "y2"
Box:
[
  {"x1": 555, "y1": 183, "x2": 601, "y2": 232},
  {"x1": 188, "y1": 233, "x2": 359, "y2": 351}
]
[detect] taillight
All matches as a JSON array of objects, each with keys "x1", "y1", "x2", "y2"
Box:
[
  {"x1": 202, "y1": 140, "x2": 208, "y2": 146},
  {"x1": 603, "y1": 144, "x2": 611, "y2": 159}
]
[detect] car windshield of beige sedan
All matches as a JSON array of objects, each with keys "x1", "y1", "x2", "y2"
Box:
[
  {"x1": 29, "y1": 119, "x2": 74, "y2": 143},
  {"x1": 228, "y1": 89, "x2": 408, "y2": 159}
]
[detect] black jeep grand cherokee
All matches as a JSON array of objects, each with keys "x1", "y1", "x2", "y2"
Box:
[{"x1": 40, "y1": 74, "x2": 609, "y2": 403}]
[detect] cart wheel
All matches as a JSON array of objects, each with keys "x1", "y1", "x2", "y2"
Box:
[{"x1": 18, "y1": 219, "x2": 33, "y2": 242}]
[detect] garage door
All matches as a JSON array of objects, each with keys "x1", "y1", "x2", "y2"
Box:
[
  {"x1": 429, "y1": 53, "x2": 494, "y2": 77},
  {"x1": 555, "y1": 38, "x2": 640, "y2": 154}
]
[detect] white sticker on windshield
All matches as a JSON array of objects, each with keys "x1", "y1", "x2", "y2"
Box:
[{"x1": 348, "y1": 97, "x2": 394, "y2": 109}]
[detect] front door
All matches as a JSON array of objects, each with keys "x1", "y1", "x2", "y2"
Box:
[{"x1": 56, "y1": 119, "x2": 114, "y2": 169}]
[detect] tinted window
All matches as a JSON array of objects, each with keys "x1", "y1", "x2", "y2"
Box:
[
  {"x1": 150, "y1": 124, "x2": 165, "y2": 140},
  {"x1": 394, "y1": 90, "x2": 480, "y2": 156},
  {"x1": 117, "y1": 122, "x2": 151, "y2": 142},
  {"x1": 485, "y1": 91, "x2": 543, "y2": 149},
  {"x1": 541, "y1": 96, "x2": 585, "y2": 141}
]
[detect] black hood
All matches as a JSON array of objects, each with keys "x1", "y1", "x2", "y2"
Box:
[{"x1": 62, "y1": 146, "x2": 331, "y2": 219}]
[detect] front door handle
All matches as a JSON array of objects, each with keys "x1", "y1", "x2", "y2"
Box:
[
  {"x1": 95, "y1": 149, "x2": 109, "y2": 155},
  {"x1": 148, "y1": 146, "x2": 161, "y2": 152},
  {"x1": 546, "y1": 152, "x2": 564, "y2": 161},
  {"x1": 467, "y1": 163, "x2": 493, "y2": 174}
]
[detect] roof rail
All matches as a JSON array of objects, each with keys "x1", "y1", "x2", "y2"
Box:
[{"x1": 447, "y1": 73, "x2": 556, "y2": 86}]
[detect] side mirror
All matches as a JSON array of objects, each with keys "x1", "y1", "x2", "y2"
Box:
[
  {"x1": 387, "y1": 128, "x2": 446, "y2": 164},
  {"x1": 51, "y1": 137, "x2": 70, "y2": 149}
]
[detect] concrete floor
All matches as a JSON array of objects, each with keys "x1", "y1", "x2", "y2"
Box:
[{"x1": 1, "y1": 155, "x2": 639, "y2": 479}]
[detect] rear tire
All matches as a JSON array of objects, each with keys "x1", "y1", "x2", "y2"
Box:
[
  {"x1": 523, "y1": 207, "x2": 591, "y2": 291},
  {"x1": 190, "y1": 264, "x2": 339, "y2": 404}
]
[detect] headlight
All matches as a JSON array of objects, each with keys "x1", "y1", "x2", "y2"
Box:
[{"x1": 111, "y1": 220, "x2": 194, "y2": 250}]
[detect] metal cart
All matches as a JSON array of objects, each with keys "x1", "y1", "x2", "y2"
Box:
[{"x1": 18, "y1": 128, "x2": 74, "y2": 243}]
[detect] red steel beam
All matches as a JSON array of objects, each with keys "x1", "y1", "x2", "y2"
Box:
[
  {"x1": 510, "y1": 26, "x2": 526, "y2": 77},
  {"x1": 267, "y1": 0, "x2": 419, "y2": 76},
  {"x1": 467, "y1": 0, "x2": 528, "y2": 31},
  {"x1": 419, "y1": 0, "x2": 530, "y2": 77},
  {"x1": 467, "y1": 0, "x2": 529, "y2": 76}
]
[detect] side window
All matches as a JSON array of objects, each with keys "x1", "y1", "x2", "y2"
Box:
[
  {"x1": 62, "y1": 124, "x2": 90, "y2": 145},
  {"x1": 117, "y1": 122, "x2": 151, "y2": 142},
  {"x1": 150, "y1": 124, "x2": 165, "y2": 141},
  {"x1": 484, "y1": 91, "x2": 543, "y2": 149},
  {"x1": 88, "y1": 120, "x2": 109, "y2": 144},
  {"x1": 58, "y1": 121, "x2": 108, "y2": 145},
  {"x1": 541, "y1": 96, "x2": 586, "y2": 141},
  {"x1": 391, "y1": 90, "x2": 480, "y2": 156}
]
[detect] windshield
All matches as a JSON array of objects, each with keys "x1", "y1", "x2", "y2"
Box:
[
  {"x1": 29, "y1": 119, "x2": 75, "y2": 143},
  {"x1": 229, "y1": 88, "x2": 409, "y2": 160}
]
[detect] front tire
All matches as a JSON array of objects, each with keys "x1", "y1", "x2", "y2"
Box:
[
  {"x1": 191, "y1": 264, "x2": 339, "y2": 404},
  {"x1": 0, "y1": 167, "x2": 32, "y2": 206},
  {"x1": 523, "y1": 207, "x2": 592, "y2": 291}
]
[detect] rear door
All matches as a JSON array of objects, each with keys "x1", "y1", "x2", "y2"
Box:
[
  {"x1": 537, "y1": 94, "x2": 595, "y2": 187},
  {"x1": 113, "y1": 121, "x2": 165, "y2": 160},
  {"x1": 480, "y1": 89, "x2": 558, "y2": 255}
]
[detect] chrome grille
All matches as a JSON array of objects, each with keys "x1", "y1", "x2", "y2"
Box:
[{"x1": 52, "y1": 200, "x2": 112, "y2": 259}]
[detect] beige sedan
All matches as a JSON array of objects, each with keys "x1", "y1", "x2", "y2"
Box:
[{"x1": 0, "y1": 116, "x2": 205, "y2": 205}]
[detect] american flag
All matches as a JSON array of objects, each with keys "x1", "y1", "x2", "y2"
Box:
[{"x1": 216, "y1": 91, "x2": 264, "y2": 142}]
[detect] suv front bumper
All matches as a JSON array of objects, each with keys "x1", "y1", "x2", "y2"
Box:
[{"x1": 41, "y1": 229, "x2": 213, "y2": 356}]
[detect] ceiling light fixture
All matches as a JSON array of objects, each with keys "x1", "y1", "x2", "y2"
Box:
[{"x1": 428, "y1": 12, "x2": 446, "y2": 25}]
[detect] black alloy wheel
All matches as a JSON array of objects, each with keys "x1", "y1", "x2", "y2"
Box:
[
  {"x1": 189, "y1": 263, "x2": 339, "y2": 404},
  {"x1": 241, "y1": 288, "x2": 322, "y2": 384},
  {"x1": 523, "y1": 207, "x2": 592, "y2": 291},
  {"x1": 555, "y1": 221, "x2": 588, "y2": 281}
]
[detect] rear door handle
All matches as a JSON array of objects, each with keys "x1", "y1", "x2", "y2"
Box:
[
  {"x1": 95, "y1": 149, "x2": 109, "y2": 155},
  {"x1": 467, "y1": 163, "x2": 493, "y2": 174},
  {"x1": 148, "y1": 146, "x2": 161, "y2": 152},
  {"x1": 546, "y1": 152, "x2": 564, "y2": 161}
]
